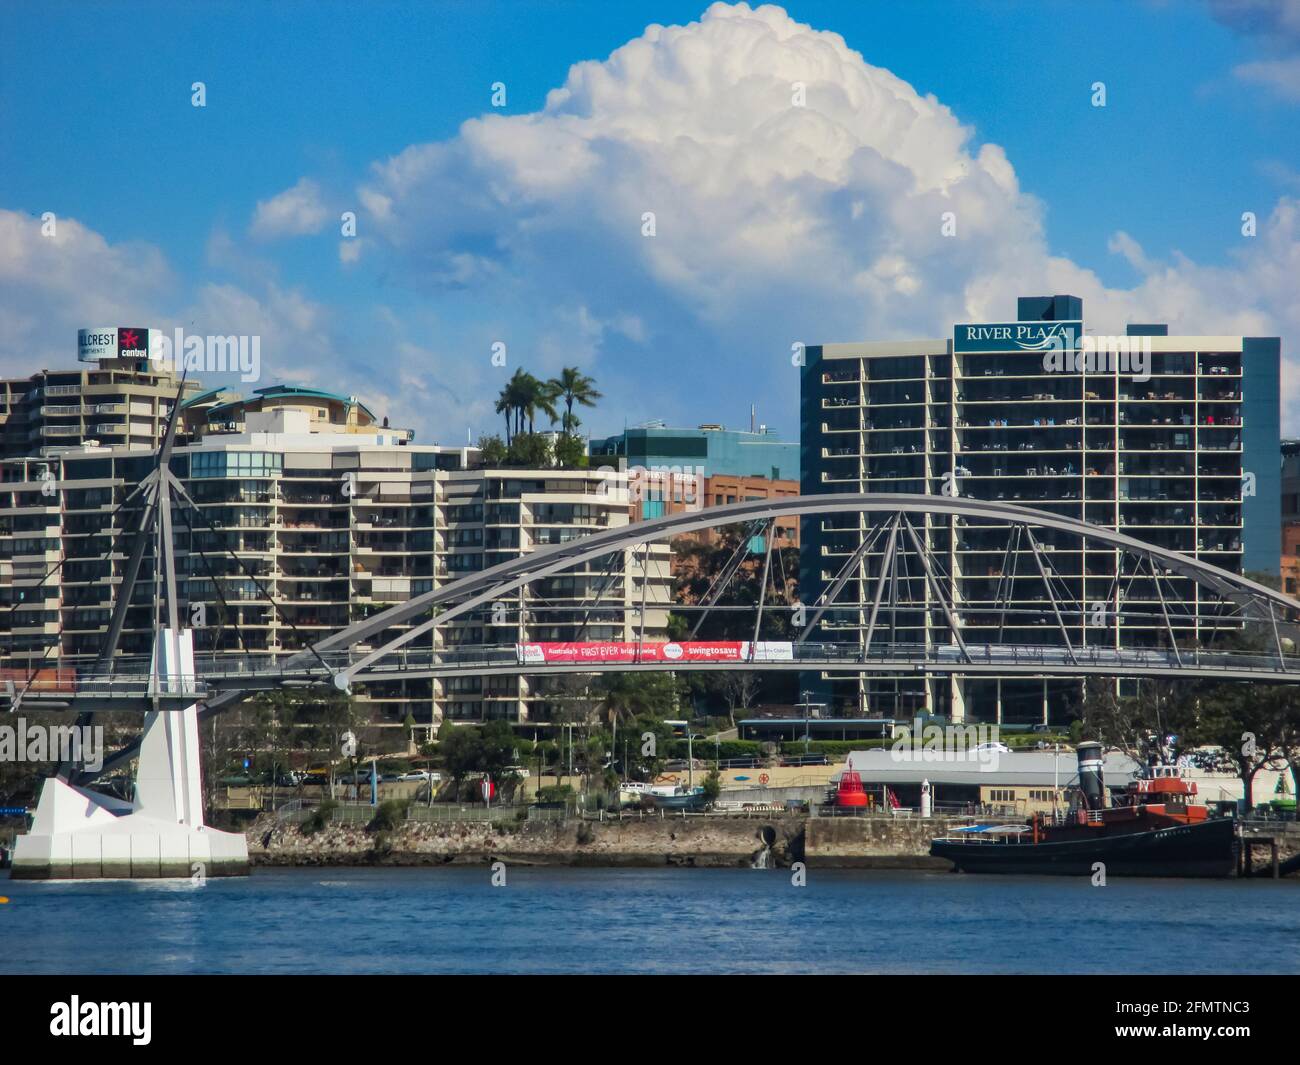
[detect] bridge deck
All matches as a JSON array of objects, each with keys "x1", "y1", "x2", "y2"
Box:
[{"x1": 13, "y1": 643, "x2": 1297, "y2": 712}]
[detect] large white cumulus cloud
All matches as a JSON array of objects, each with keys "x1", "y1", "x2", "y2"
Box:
[
  {"x1": 360, "y1": 2, "x2": 1044, "y2": 331},
  {"x1": 357, "y1": 2, "x2": 1300, "y2": 429}
]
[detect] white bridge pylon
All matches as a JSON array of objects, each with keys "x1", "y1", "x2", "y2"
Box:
[
  {"x1": 12, "y1": 627, "x2": 248, "y2": 879},
  {"x1": 14, "y1": 388, "x2": 248, "y2": 879}
]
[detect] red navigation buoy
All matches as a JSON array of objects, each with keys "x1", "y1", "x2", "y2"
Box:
[{"x1": 835, "y1": 769, "x2": 868, "y2": 808}]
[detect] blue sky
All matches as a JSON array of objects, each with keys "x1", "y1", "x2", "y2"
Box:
[{"x1": 3, "y1": 0, "x2": 1299, "y2": 440}]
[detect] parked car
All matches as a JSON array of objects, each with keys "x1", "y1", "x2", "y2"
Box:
[{"x1": 398, "y1": 769, "x2": 442, "y2": 783}]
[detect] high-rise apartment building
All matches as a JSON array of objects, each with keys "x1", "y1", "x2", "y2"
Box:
[{"x1": 799, "y1": 294, "x2": 1281, "y2": 725}]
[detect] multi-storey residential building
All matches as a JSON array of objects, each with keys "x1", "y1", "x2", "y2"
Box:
[
  {"x1": 799, "y1": 294, "x2": 1281, "y2": 725},
  {"x1": 0, "y1": 356, "x2": 203, "y2": 458},
  {"x1": 0, "y1": 399, "x2": 670, "y2": 734}
]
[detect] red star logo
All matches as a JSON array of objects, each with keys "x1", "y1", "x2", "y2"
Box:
[{"x1": 119, "y1": 329, "x2": 140, "y2": 349}]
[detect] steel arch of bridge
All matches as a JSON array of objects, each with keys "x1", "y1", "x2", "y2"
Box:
[{"x1": 227, "y1": 491, "x2": 1300, "y2": 694}]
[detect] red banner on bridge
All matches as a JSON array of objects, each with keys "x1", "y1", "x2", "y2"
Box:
[{"x1": 515, "y1": 641, "x2": 792, "y2": 665}]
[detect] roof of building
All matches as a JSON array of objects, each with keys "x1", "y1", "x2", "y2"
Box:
[
  {"x1": 180, "y1": 386, "x2": 238, "y2": 409},
  {"x1": 840, "y1": 748, "x2": 1140, "y2": 789},
  {"x1": 202, "y1": 384, "x2": 377, "y2": 423}
]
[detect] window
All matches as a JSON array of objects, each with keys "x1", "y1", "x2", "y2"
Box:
[{"x1": 190, "y1": 451, "x2": 283, "y2": 478}]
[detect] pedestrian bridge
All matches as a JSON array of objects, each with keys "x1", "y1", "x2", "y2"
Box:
[{"x1": 11, "y1": 493, "x2": 1300, "y2": 728}]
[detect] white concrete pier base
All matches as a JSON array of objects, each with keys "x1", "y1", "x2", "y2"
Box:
[{"x1": 11, "y1": 628, "x2": 249, "y2": 879}]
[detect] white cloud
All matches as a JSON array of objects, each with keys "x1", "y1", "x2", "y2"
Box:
[
  {"x1": 351, "y1": 2, "x2": 1300, "y2": 428},
  {"x1": 1211, "y1": 0, "x2": 1300, "y2": 99},
  {"x1": 1234, "y1": 56, "x2": 1300, "y2": 100},
  {"x1": 250, "y1": 177, "x2": 330, "y2": 239}
]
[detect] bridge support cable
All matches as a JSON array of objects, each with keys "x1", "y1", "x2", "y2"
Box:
[
  {"x1": 994, "y1": 524, "x2": 1024, "y2": 644},
  {"x1": 900, "y1": 513, "x2": 972, "y2": 664},
  {"x1": 575, "y1": 550, "x2": 624, "y2": 640},
  {"x1": 798, "y1": 517, "x2": 888, "y2": 643},
  {"x1": 174, "y1": 503, "x2": 253, "y2": 662},
  {"x1": 1151, "y1": 563, "x2": 1185, "y2": 668},
  {"x1": 1268, "y1": 598, "x2": 1288, "y2": 672},
  {"x1": 634, "y1": 544, "x2": 650, "y2": 664},
  {"x1": 748, "y1": 519, "x2": 776, "y2": 662},
  {"x1": 2, "y1": 473, "x2": 153, "y2": 664},
  {"x1": 861, "y1": 513, "x2": 902, "y2": 656},
  {"x1": 689, "y1": 519, "x2": 766, "y2": 639},
  {"x1": 0, "y1": 472, "x2": 157, "y2": 720},
  {"x1": 167, "y1": 477, "x2": 336, "y2": 681},
  {"x1": 1022, "y1": 525, "x2": 1078, "y2": 666},
  {"x1": 95, "y1": 477, "x2": 161, "y2": 674},
  {"x1": 889, "y1": 517, "x2": 903, "y2": 648}
]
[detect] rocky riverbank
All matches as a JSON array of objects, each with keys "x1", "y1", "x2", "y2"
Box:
[
  {"x1": 246, "y1": 813, "x2": 1300, "y2": 873},
  {"x1": 248, "y1": 814, "x2": 808, "y2": 868}
]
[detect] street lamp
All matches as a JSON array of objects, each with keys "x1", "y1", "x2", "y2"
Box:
[{"x1": 797, "y1": 689, "x2": 826, "y2": 753}]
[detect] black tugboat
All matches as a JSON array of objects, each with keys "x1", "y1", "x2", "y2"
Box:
[{"x1": 930, "y1": 742, "x2": 1238, "y2": 878}]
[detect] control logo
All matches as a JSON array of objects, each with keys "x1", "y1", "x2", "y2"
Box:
[
  {"x1": 49, "y1": 997, "x2": 151, "y2": 1045},
  {"x1": 117, "y1": 327, "x2": 149, "y2": 358}
]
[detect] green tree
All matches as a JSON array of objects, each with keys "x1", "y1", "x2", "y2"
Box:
[
  {"x1": 594, "y1": 671, "x2": 680, "y2": 726},
  {"x1": 477, "y1": 719, "x2": 517, "y2": 782},
  {"x1": 1188, "y1": 681, "x2": 1286, "y2": 810},
  {"x1": 554, "y1": 432, "x2": 587, "y2": 468},
  {"x1": 506, "y1": 432, "x2": 553, "y2": 467},
  {"x1": 701, "y1": 768, "x2": 722, "y2": 804},
  {"x1": 436, "y1": 720, "x2": 481, "y2": 794},
  {"x1": 477, "y1": 434, "x2": 508, "y2": 466}
]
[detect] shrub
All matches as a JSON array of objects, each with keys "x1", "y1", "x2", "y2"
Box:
[
  {"x1": 537, "y1": 784, "x2": 574, "y2": 804},
  {"x1": 367, "y1": 799, "x2": 408, "y2": 833},
  {"x1": 668, "y1": 739, "x2": 764, "y2": 761},
  {"x1": 300, "y1": 799, "x2": 338, "y2": 836}
]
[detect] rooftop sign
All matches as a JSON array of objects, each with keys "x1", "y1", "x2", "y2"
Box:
[
  {"x1": 954, "y1": 321, "x2": 1082, "y2": 353},
  {"x1": 77, "y1": 327, "x2": 153, "y2": 362}
]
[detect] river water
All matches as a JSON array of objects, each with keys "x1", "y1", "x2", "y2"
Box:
[{"x1": 3, "y1": 867, "x2": 1297, "y2": 974}]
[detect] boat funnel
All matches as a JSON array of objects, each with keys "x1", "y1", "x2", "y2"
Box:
[{"x1": 1076, "y1": 741, "x2": 1105, "y2": 810}]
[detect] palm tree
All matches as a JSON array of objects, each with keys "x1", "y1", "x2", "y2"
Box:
[
  {"x1": 522, "y1": 373, "x2": 559, "y2": 433},
  {"x1": 498, "y1": 369, "x2": 533, "y2": 439},
  {"x1": 548, "y1": 367, "x2": 602, "y2": 433},
  {"x1": 494, "y1": 388, "x2": 515, "y2": 443}
]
